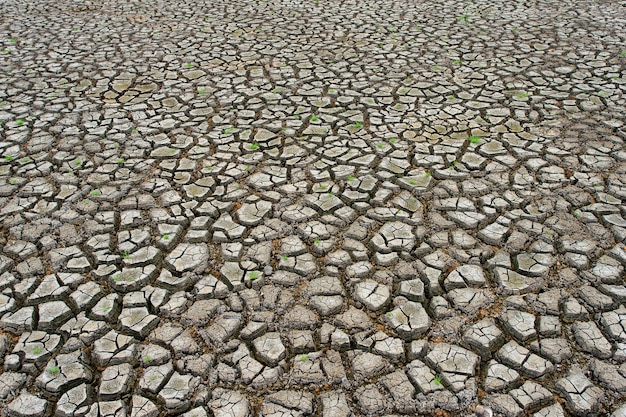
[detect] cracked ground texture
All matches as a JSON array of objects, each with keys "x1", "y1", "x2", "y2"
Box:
[{"x1": 0, "y1": 0, "x2": 626, "y2": 415}]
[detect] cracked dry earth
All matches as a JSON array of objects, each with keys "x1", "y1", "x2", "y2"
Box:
[{"x1": 1, "y1": 0, "x2": 626, "y2": 417}]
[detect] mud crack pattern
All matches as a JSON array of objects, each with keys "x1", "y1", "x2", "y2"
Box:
[{"x1": 1, "y1": 0, "x2": 626, "y2": 416}]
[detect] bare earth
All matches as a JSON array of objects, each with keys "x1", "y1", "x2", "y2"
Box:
[{"x1": 1, "y1": 0, "x2": 626, "y2": 416}]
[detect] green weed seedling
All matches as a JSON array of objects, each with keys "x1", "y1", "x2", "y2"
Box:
[
  {"x1": 249, "y1": 271, "x2": 259, "y2": 280},
  {"x1": 90, "y1": 189, "x2": 101, "y2": 196},
  {"x1": 468, "y1": 135, "x2": 481, "y2": 144},
  {"x1": 16, "y1": 119, "x2": 24, "y2": 126},
  {"x1": 47, "y1": 366, "x2": 60, "y2": 375},
  {"x1": 122, "y1": 251, "x2": 130, "y2": 260},
  {"x1": 4, "y1": 156, "x2": 13, "y2": 162},
  {"x1": 162, "y1": 234, "x2": 170, "y2": 240},
  {"x1": 249, "y1": 143, "x2": 259, "y2": 150},
  {"x1": 143, "y1": 356, "x2": 152, "y2": 363},
  {"x1": 33, "y1": 347, "x2": 42, "y2": 355},
  {"x1": 433, "y1": 375, "x2": 443, "y2": 386},
  {"x1": 310, "y1": 115, "x2": 319, "y2": 121}
]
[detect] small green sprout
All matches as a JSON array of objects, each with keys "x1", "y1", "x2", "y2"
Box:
[
  {"x1": 453, "y1": 59, "x2": 462, "y2": 65},
  {"x1": 310, "y1": 115, "x2": 319, "y2": 121},
  {"x1": 4, "y1": 156, "x2": 13, "y2": 161},
  {"x1": 47, "y1": 366, "x2": 60, "y2": 375},
  {"x1": 73, "y1": 159, "x2": 82, "y2": 166},
  {"x1": 16, "y1": 119, "x2": 24, "y2": 126},
  {"x1": 314, "y1": 238, "x2": 321, "y2": 244},
  {"x1": 90, "y1": 189, "x2": 101, "y2": 196},
  {"x1": 122, "y1": 251, "x2": 130, "y2": 259},
  {"x1": 300, "y1": 354, "x2": 308, "y2": 362},
  {"x1": 282, "y1": 255, "x2": 289, "y2": 260},
  {"x1": 249, "y1": 271, "x2": 259, "y2": 280},
  {"x1": 425, "y1": 172, "x2": 432, "y2": 177},
  {"x1": 433, "y1": 375, "x2": 443, "y2": 386},
  {"x1": 198, "y1": 89, "x2": 206, "y2": 95},
  {"x1": 245, "y1": 165, "x2": 251, "y2": 171},
  {"x1": 102, "y1": 304, "x2": 112, "y2": 312},
  {"x1": 328, "y1": 88, "x2": 336, "y2": 93},
  {"x1": 249, "y1": 143, "x2": 259, "y2": 150},
  {"x1": 143, "y1": 355, "x2": 152, "y2": 363},
  {"x1": 320, "y1": 184, "x2": 327, "y2": 190},
  {"x1": 21, "y1": 157, "x2": 31, "y2": 163},
  {"x1": 9, "y1": 178, "x2": 18, "y2": 184},
  {"x1": 9, "y1": 38, "x2": 17, "y2": 43},
  {"x1": 574, "y1": 210, "x2": 581, "y2": 217},
  {"x1": 113, "y1": 274, "x2": 121, "y2": 281},
  {"x1": 516, "y1": 92, "x2": 530, "y2": 98},
  {"x1": 186, "y1": 62, "x2": 194, "y2": 68},
  {"x1": 347, "y1": 175, "x2": 355, "y2": 181},
  {"x1": 376, "y1": 142, "x2": 384, "y2": 148},
  {"x1": 33, "y1": 347, "x2": 42, "y2": 355},
  {"x1": 389, "y1": 138, "x2": 397, "y2": 143},
  {"x1": 433, "y1": 65, "x2": 440, "y2": 71},
  {"x1": 223, "y1": 127, "x2": 236, "y2": 134},
  {"x1": 205, "y1": 164, "x2": 213, "y2": 171},
  {"x1": 468, "y1": 135, "x2": 481, "y2": 143},
  {"x1": 162, "y1": 234, "x2": 170, "y2": 240},
  {"x1": 117, "y1": 158, "x2": 125, "y2": 164},
  {"x1": 293, "y1": 114, "x2": 300, "y2": 119},
  {"x1": 386, "y1": 312, "x2": 394, "y2": 318},
  {"x1": 621, "y1": 51, "x2": 626, "y2": 57},
  {"x1": 353, "y1": 122, "x2": 363, "y2": 128},
  {"x1": 409, "y1": 179, "x2": 416, "y2": 185}
]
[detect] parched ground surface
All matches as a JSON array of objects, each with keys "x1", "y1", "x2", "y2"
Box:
[{"x1": 0, "y1": 0, "x2": 626, "y2": 416}]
